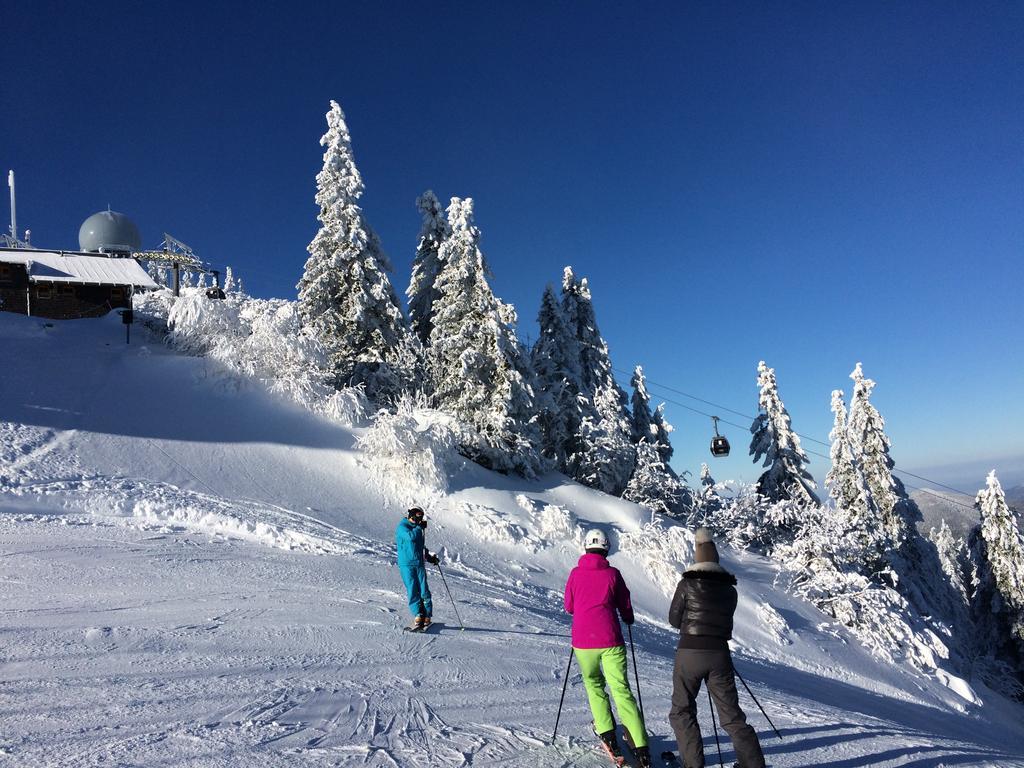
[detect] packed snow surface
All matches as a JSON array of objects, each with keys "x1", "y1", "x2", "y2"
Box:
[{"x1": 2, "y1": 312, "x2": 1023, "y2": 767}]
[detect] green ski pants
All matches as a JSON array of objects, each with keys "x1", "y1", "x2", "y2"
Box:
[{"x1": 573, "y1": 645, "x2": 647, "y2": 748}]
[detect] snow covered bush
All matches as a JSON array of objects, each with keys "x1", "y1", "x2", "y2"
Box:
[
  {"x1": 623, "y1": 442, "x2": 691, "y2": 520},
  {"x1": 136, "y1": 288, "x2": 369, "y2": 428},
  {"x1": 781, "y1": 546, "x2": 952, "y2": 671},
  {"x1": 700, "y1": 485, "x2": 805, "y2": 552},
  {"x1": 971, "y1": 656, "x2": 1024, "y2": 702},
  {"x1": 767, "y1": 500, "x2": 974, "y2": 687},
  {"x1": 356, "y1": 395, "x2": 462, "y2": 495},
  {"x1": 164, "y1": 288, "x2": 244, "y2": 357},
  {"x1": 520, "y1": 497, "x2": 585, "y2": 551},
  {"x1": 619, "y1": 517, "x2": 694, "y2": 598},
  {"x1": 690, "y1": 464, "x2": 724, "y2": 526}
]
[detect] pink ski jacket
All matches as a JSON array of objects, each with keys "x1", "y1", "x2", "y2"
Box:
[{"x1": 564, "y1": 553, "x2": 634, "y2": 649}]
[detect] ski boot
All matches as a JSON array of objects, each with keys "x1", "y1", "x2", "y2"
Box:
[
  {"x1": 632, "y1": 744, "x2": 652, "y2": 767},
  {"x1": 621, "y1": 728, "x2": 652, "y2": 767},
  {"x1": 593, "y1": 723, "x2": 625, "y2": 767}
]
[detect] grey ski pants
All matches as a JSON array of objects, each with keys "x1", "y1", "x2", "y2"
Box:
[{"x1": 668, "y1": 648, "x2": 766, "y2": 768}]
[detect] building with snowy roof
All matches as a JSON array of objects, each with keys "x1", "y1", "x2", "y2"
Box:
[
  {"x1": 0, "y1": 248, "x2": 157, "y2": 320},
  {"x1": 4, "y1": 173, "x2": 217, "y2": 319}
]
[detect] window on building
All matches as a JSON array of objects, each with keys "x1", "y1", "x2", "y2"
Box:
[
  {"x1": 36, "y1": 284, "x2": 52, "y2": 299},
  {"x1": 110, "y1": 287, "x2": 125, "y2": 300},
  {"x1": 58, "y1": 284, "x2": 75, "y2": 297},
  {"x1": 0, "y1": 264, "x2": 12, "y2": 283}
]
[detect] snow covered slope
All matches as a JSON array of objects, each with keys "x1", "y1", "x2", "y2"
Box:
[{"x1": 2, "y1": 312, "x2": 1023, "y2": 767}]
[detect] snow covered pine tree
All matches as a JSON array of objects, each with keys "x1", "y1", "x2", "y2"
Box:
[
  {"x1": 623, "y1": 365, "x2": 691, "y2": 518},
  {"x1": 629, "y1": 365, "x2": 673, "y2": 462},
  {"x1": 970, "y1": 471, "x2": 1024, "y2": 682},
  {"x1": 531, "y1": 283, "x2": 585, "y2": 468},
  {"x1": 427, "y1": 197, "x2": 540, "y2": 476},
  {"x1": 406, "y1": 190, "x2": 450, "y2": 348},
  {"x1": 825, "y1": 389, "x2": 884, "y2": 567},
  {"x1": 846, "y1": 362, "x2": 914, "y2": 557},
  {"x1": 297, "y1": 100, "x2": 411, "y2": 403},
  {"x1": 560, "y1": 267, "x2": 634, "y2": 495},
  {"x1": 749, "y1": 361, "x2": 819, "y2": 507},
  {"x1": 928, "y1": 520, "x2": 971, "y2": 620}
]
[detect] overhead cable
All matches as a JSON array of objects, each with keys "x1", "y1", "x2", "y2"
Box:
[{"x1": 612, "y1": 366, "x2": 981, "y2": 507}]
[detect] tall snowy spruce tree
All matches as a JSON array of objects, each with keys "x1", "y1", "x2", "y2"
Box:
[
  {"x1": 297, "y1": 101, "x2": 411, "y2": 402},
  {"x1": 623, "y1": 365, "x2": 690, "y2": 517},
  {"x1": 928, "y1": 520, "x2": 971, "y2": 614},
  {"x1": 847, "y1": 363, "x2": 912, "y2": 553},
  {"x1": 574, "y1": 384, "x2": 637, "y2": 496},
  {"x1": 559, "y1": 267, "x2": 635, "y2": 495},
  {"x1": 826, "y1": 389, "x2": 884, "y2": 565},
  {"x1": 630, "y1": 366, "x2": 674, "y2": 463},
  {"x1": 406, "y1": 190, "x2": 450, "y2": 347},
  {"x1": 427, "y1": 197, "x2": 540, "y2": 476},
  {"x1": 969, "y1": 471, "x2": 1024, "y2": 671},
  {"x1": 531, "y1": 284, "x2": 584, "y2": 467},
  {"x1": 749, "y1": 361, "x2": 819, "y2": 507}
]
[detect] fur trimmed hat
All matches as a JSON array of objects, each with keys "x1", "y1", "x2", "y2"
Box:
[{"x1": 694, "y1": 527, "x2": 720, "y2": 564}]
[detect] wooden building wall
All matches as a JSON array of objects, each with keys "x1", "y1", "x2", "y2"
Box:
[{"x1": 0, "y1": 263, "x2": 131, "y2": 320}]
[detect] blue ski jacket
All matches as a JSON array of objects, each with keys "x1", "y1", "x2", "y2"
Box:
[{"x1": 395, "y1": 518, "x2": 426, "y2": 567}]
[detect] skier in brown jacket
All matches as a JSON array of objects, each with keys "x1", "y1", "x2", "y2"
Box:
[{"x1": 668, "y1": 528, "x2": 766, "y2": 768}]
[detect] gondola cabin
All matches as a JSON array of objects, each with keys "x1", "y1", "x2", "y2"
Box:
[{"x1": 709, "y1": 416, "x2": 731, "y2": 457}]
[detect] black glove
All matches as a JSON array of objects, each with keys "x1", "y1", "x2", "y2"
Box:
[
  {"x1": 418, "y1": 520, "x2": 428, "y2": 530},
  {"x1": 425, "y1": 552, "x2": 439, "y2": 565}
]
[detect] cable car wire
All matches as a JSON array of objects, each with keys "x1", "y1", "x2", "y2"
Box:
[
  {"x1": 613, "y1": 364, "x2": 824, "y2": 450},
  {"x1": 612, "y1": 369, "x2": 982, "y2": 513}
]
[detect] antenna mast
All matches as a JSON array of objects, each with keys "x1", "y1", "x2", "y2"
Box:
[
  {"x1": 8, "y1": 170, "x2": 16, "y2": 243},
  {"x1": 2, "y1": 170, "x2": 27, "y2": 248}
]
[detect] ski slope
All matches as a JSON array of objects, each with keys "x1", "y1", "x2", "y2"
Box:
[{"x1": 2, "y1": 312, "x2": 1023, "y2": 767}]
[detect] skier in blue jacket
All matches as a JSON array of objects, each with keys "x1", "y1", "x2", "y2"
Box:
[{"x1": 395, "y1": 506, "x2": 439, "y2": 630}]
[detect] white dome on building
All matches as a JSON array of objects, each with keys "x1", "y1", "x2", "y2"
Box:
[{"x1": 78, "y1": 209, "x2": 142, "y2": 253}]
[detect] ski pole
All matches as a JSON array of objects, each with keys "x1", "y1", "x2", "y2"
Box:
[
  {"x1": 733, "y1": 664, "x2": 783, "y2": 740},
  {"x1": 707, "y1": 686, "x2": 724, "y2": 768},
  {"x1": 552, "y1": 646, "x2": 575, "y2": 742},
  {"x1": 434, "y1": 562, "x2": 465, "y2": 631},
  {"x1": 627, "y1": 624, "x2": 646, "y2": 732}
]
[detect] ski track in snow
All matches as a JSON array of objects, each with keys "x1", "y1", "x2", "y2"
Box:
[{"x1": 2, "y1": 314, "x2": 1024, "y2": 767}]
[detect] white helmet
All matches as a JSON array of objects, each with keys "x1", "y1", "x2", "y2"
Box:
[{"x1": 584, "y1": 528, "x2": 610, "y2": 553}]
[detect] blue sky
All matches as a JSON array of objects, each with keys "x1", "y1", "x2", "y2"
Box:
[{"x1": 3, "y1": 1, "x2": 1022, "y2": 492}]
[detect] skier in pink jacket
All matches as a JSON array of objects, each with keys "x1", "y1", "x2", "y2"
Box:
[{"x1": 564, "y1": 528, "x2": 650, "y2": 767}]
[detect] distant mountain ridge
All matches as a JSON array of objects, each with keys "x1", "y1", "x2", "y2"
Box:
[
  {"x1": 912, "y1": 488, "x2": 979, "y2": 540},
  {"x1": 1006, "y1": 485, "x2": 1024, "y2": 513},
  {"x1": 913, "y1": 484, "x2": 1024, "y2": 541}
]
